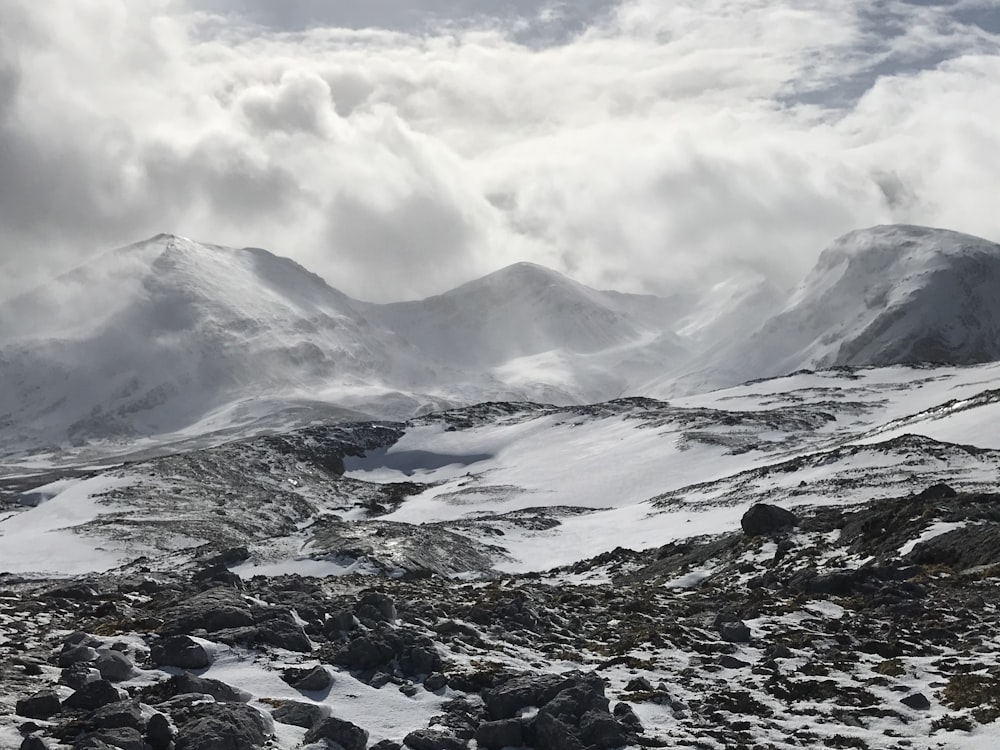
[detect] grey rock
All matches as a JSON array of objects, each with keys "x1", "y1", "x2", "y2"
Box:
[
  {"x1": 151, "y1": 635, "x2": 212, "y2": 669},
  {"x1": 482, "y1": 673, "x2": 576, "y2": 720},
  {"x1": 59, "y1": 645, "x2": 99, "y2": 668},
  {"x1": 290, "y1": 664, "x2": 333, "y2": 692},
  {"x1": 717, "y1": 621, "x2": 752, "y2": 643},
  {"x1": 356, "y1": 592, "x2": 397, "y2": 623},
  {"x1": 95, "y1": 651, "x2": 137, "y2": 682},
  {"x1": 474, "y1": 719, "x2": 524, "y2": 750},
  {"x1": 160, "y1": 588, "x2": 254, "y2": 637},
  {"x1": 901, "y1": 692, "x2": 931, "y2": 710},
  {"x1": 16, "y1": 690, "x2": 62, "y2": 720},
  {"x1": 20, "y1": 736, "x2": 51, "y2": 750},
  {"x1": 173, "y1": 702, "x2": 271, "y2": 750},
  {"x1": 403, "y1": 728, "x2": 467, "y2": 750},
  {"x1": 719, "y1": 655, "x2": 752, "y2": 669},
  {"x1": 146, "y1": 712, "x2": 174, "y2": 750},
  {"x1": 63, "y1": 680, "x2": 123, "y2": 711},
  {"x1": 88, "y1": 700, "x2": 145, "y2": 731},
  {"x1": 741, "y1": 504, "x2": 798, "y2": 536},
  {"x1": 168, "y1": 674, "x2": 249, "y2": 703},
  {"x1": 271, "y1": 700, "x2": 326, "y2": 728},
  {"x1": 303, "y1": 716, "x2": 369, "y2": 750},
  {"x1": 73, "y1": 727, "x2": 145, "y2": 750},
  {"x1": 61, "y1": 663, "x2": 102, "y2": 690},
  {"x1": 613, "y1": 702, "x2": 643, "y2": 733},
  {"x1": 423, "y1": 672, "x2": 448, "y2": 691}
]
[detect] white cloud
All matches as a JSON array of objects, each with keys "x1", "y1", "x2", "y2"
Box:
[{"x1": 0, "y1": 0, "x2": 997, "y2": 302}]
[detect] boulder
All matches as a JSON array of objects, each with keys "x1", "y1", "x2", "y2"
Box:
[
  {"x1": 901, "y1": 692, "x2": 931, "y2": 710},
  {"x1": 95, "y1": 651, "x2": 137, "y2": 682},
  {"x1": 73, "y1": 727, "x2": 145, "y2": 750},
  {"x1": 150, "y1": 635, "x2": 212, "y2": 670},
  {"x1": 63, "y1": 680, "x2": 123, "y2": 712},
  {"x1": 741, "y1": 504, "x2": 798, "y2": 536},
  {"x1": 482, "y1": 673, "x2": 577, "y2": 720},
  {"x1": 303, "y1": 717, "x2": 369, "y2": 750},
  {"x1": 16, "y1": 690, "x2": 62, "y2": 720},
  {"x1": 146, "y1": 713, "x2": 174, "y2": 750},
  {"x1": 403, "y1": 728, "x2": 467, "y2": 750},
  {"x1": 271, "y1": 700, "x2": 327, "y2": 729},
  {"x1": 717, "y1": 621, "x2": 752, "y2": 643},
  {"x1": 173, "y1": 703, "x2": 271, "y2": 750},
  {"x1": 474, "y1": 719, "x2": 524, "y2": 750}
]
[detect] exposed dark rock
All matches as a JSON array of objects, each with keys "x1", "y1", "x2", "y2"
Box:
[
  {"x1": 482, "y1": 672, "x2": 577, "y2": 720},
  {"x1": 303, "y1": 716, "x2": 369, "y2": 750},
  {"x1": 146, "y1": 713, "x2": 174, "y2": 750},
  {"x1": 147, "y1": 674, "x2": 249, "y2": 704},
  {"x1": 87, "y1": 701, "x2": 145, "y2": 731},
  {"x1": 150, "y1": 635, "x2": 212, "y2": 669},
  {"x1": 16, "y1": 690, "x2": 62, "y2": 720},
  {"x1": 356, "y1": 592, "x2": 397, "y2": 623},
  {"x1": 271, "y1": 700, "x2": 326, "y2": 728},
  {"x1": 282, "y1": 664, "x2": 332, "y2": 692},
  {"x1": 917, "y1": 483, "x2": 957, "y2": 499},
  {"x1": 58, "y1": 645, "x2": 99, "y2": 668},
  {"x1": 423, "y1": 672, "x2": 448, "y2": 691},
  {"x1": 60, "y1": 663, "x2": 101, "y2": 690},
  {"x1": 159, "y1": 588, "x2": 254, "y2": 637},
  {"x1": 73, "y1": 727, "x2": 145, "y2": 750},
  {"x1": 63, "y1": 680, "x2": 123, "y2": 712},
  {"x1": 403, "y1": 728, "x2": 468, "y2": 750},
  {"x1": 94, "y1": 651, "x2": 136, "y2": 682},
  {"x1": 20, "y1": 736, "x2": 51, "y2": 750},
  {"x1": 717, "y1": 621, "x2": 752, "y2": 643},
  {"x1": 741, "y1": 504, "x2": 798, "y2": 536},
  {"x1": 172, "y1": 702, "x2": 271, "y2": 750},
  {"x1": 901, "y1": 693, "x2": 931, "y2": 710},
  {"x1": 475, "y1": 719, "x2": 524, "y2": 750}
]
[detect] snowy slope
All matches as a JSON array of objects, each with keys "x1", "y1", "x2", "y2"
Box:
[{"x1": 9, "y1": 361, "x2": 1000, "y2": 579}]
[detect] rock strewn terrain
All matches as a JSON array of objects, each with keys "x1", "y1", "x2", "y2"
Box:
[{"x1": 2, "y1": 485, "x2": 1000, "y2": 749}]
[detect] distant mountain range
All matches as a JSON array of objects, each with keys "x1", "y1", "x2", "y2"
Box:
[{"x1": 1, "y1": 224, "x2": 998, "y2": 459}]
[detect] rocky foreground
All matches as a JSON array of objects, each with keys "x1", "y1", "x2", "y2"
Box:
[{"x1": 2, "y1": 484, "x2": 1000, "y2": 749}]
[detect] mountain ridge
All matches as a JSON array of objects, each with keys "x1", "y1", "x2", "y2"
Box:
[{"x1": 4, "y1": 224, "x2": 1000, "y2": 459}]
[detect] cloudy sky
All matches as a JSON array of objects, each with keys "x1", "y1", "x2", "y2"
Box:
[{"x1": 1, "y1": 0, "x2": 998, "y2": 301}]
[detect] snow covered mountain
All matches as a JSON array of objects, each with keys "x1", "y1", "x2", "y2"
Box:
[
  {"x1": 0, "y1": 238, "x2": 692, "y2": 459},
  {"x1": 722, "y1": 224, "x2": 1000, "y2": 377},
  {"x1": 5, "y1": 224, "x2": 1000, "y2": 462},
  {"x1": 0, "y1": 235, "x2": 438, "y2": 457}
]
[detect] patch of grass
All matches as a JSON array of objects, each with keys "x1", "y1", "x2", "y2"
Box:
[{"x1": 875, "y1": 658, "x2": 905, "y2": 677}]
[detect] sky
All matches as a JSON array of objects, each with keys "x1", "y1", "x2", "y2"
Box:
[{"x1": 0, "y1": 0, "x2": 999, "y2": 302}]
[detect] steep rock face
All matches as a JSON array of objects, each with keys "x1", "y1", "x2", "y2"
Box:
[{"x1": 734, "y1": 225, "x2": 1000, "y2": 378}]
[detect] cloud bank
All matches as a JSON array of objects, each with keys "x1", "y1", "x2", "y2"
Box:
[{"x1": 0, "y1": 0, "x2": 998, "y2": 301}]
